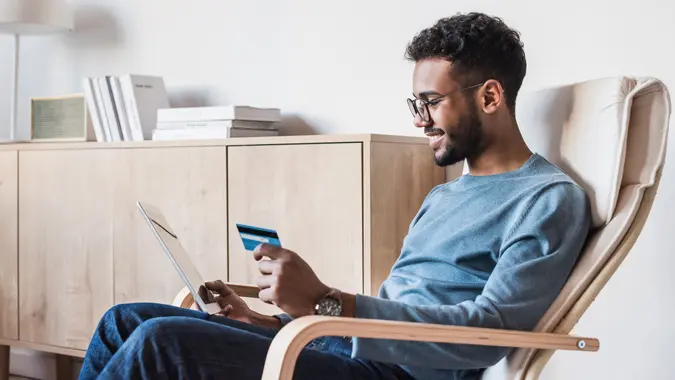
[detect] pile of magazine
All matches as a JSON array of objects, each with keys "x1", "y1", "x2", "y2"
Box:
[{"x1": 152, "y1": 105, "x2": 281, "y2": 140}]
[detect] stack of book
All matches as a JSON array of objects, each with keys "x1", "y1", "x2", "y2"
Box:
[
  {"x1": 82, "y1": 74, "x2": 169, "y2": 142},
  {"x1": 152, "y1": 105, "x2": 281, "y2": 140}
]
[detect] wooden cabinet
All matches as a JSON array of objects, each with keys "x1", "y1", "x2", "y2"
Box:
[
  {"x1": 0, "y1": 151, "x2": 18, "y2": 341},
  {"x1": 228, "y1": 143, "x2": 364, "y2": 313},
  {"x1": 0, "y1": 134, "x2": 446, "y2": 355},
  {"x1": 19, "y1": 150, "x2": 115, "y2": 350},
  {"x1": 364, "y1": 142, "x2": 447, "y2": 295},
  {"x1": 17, "y1": 146, "x2": 229, "y2": 350},
  {"x1": 112, "y1": 147, "x2": 228, "y2": 306}
]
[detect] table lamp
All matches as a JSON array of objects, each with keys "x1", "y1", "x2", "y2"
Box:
[{"x1": 0, "y1": 0, "x2": 73, "y2": 141}]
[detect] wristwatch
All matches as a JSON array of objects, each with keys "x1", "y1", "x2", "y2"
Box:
[{"x1": 314, "y1": 288, "x2": 342, "y2": 316}]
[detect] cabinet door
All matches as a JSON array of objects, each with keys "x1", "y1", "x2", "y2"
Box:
[
  {"x1": 228, "y1": 143, "x2": 363, "y2": 313},
  {"x1": 113, "y1": 147, "x2": 228, "y2": 305},
  {"x1": 19, "y1": 150, "x2": 114, "y2": 350},
  {"x1": 0, "y1": 151, "x2": 18, "y2": 340}
]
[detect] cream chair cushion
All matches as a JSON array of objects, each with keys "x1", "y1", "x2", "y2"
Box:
[
  {"x1": 516, "y1": 77, "x2": 635, "y2": 228},
  {"x1": 481, "y1": 76, "x2": 670, "y2": 379}
]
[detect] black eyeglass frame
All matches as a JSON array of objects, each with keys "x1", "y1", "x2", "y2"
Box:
[{"x1": 407, "y1": 82, "x2": 485, "y2": 123}]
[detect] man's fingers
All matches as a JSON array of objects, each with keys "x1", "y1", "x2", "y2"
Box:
[
  {"x1": 215, "y1": 304, "x2": 233, "y2": 317},
  {"x1": 215, "y1": 295, "x2": 231, "y2": 310},
  {"x1": 198, "y1": 285, "x2": 215, "y2": 303},
  {"x1": 253, "y1": 244, "x2": 286, "y2": 261},
  {"x1": 222, "y1": 304, "x2": 233, "y2": 314},
  {"x1": 255, "y1": 274, "x2": 276, "y2": 290},
  {"x1": 258, "y1": 288, "x2": 275, "y2": 305},
  {"x1": 257, "y1": 259, "x2": 277, "y2": 275},
  {"x1": 205, "y1": 280, "x2": 234, "y2": 297},
  {"x1": 221, "y1": 304, "x2": 233, "y2": 315},
  {"x1": 198, "y1": 285, "x2": 207, "y2": 301},
  {"x1": 205, "y1": 279, "x2": 225, "y2": 291}
]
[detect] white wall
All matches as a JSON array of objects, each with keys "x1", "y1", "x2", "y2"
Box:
[{"x1": 1, "y1": 0, "x2": 674, "y2": 379}]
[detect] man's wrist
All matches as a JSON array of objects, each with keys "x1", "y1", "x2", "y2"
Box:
[
  {"x1": 250, "y1": 311, "x2": 282, "y2": 330},
  {"x1": 340, "y1": 292, "x2": 356, "y2": 318}
]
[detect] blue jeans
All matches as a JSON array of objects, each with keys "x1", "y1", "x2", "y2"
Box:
[{"x1": 79, "y1": 302, "x2": 412, "y2": 379}]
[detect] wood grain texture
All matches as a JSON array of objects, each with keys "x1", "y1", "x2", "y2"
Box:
[
  {"x1": 261, "y1": 316, "x2": 599, "y2": 380},
  {"x1": 0, "y1": 133, "x2": 428, "y2": 151},
  {"x1": 365, "y1": 142, "x2": 445, "y2": 295},
  {"x1": 113, "y1": 147, "x2": 228, "y2": 305},
  {"x1": 18, "y1": 150, "x2": 115, "y2": 350},
  {"x1": 0, "y1": 151, "x2": 17, "y2": 340},
  {"x1": 0, "y1": 338, "x2": 85, "y2": 358},
  {"x1": 227, "y1": 143, "x2": 363, "y2": 315}
]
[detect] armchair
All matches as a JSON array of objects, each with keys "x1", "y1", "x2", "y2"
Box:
[{"x1": 174, "y1": 76, "x2": 671, "y2": 379}]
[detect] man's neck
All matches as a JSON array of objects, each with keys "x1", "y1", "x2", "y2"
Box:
[{"x1": 466, "y1": 125, "x2": 533, "y2": 177}]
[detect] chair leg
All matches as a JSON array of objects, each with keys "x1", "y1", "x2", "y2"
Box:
[
  {"x1": 56, "y1": 354, "x2": 73, "y2": 380},
  {"x1": 0, "y1": 345, "x2": 8, "y2": 380}
]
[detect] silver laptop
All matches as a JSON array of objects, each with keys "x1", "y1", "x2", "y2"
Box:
[{"x1": 136, "y1": 200, "x2": 222, "y2": 315}]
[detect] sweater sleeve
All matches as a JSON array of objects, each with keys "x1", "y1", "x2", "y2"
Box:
[{"x1": 351, "y1": 183, "x2": 592, "y2": 369}]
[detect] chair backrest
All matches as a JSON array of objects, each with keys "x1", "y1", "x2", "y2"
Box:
[{"x1": 482, "y1": 76, "x2": 671, "y2": 380}]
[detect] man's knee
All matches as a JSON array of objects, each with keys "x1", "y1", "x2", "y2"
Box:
[
  {"x1": 124, "y1": 316, "x2": 204, "y2": 356},
  {"x1": 101, "y1": 302, "x2": 141, "y2": 321},
  {"x1": 97, "y1": 302, "x2": 159, "y2": 331},
  {"x1": 126, "y1": 317, "x2": 172, "y2": 347}
]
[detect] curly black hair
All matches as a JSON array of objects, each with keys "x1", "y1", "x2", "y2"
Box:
[{"x1": 405, "y1": 12, "x2": 526, "y2": 113}]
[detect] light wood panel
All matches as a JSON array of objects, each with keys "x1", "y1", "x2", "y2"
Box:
[
  {"x1": 1, "y1": 133, "x2": 428, "y2": 151},
  {"x1": 113, "y1": 147, "x2": 228, "y2": 305},
  {"x1": 365, "y1": 142, "x2": 446, "y2": 295},
  {"x1": 227, "y1": 143, "x2": 363, "y2": 314},
  {"x1": 0, "y1": 151, "x2": 17, "y2": 341},
  {"x1": 19, "y1": 150, "x2": 114, "y2": 350},
  {"x1": 0, "y1": 338, "x2": 85, "y2": 358}
]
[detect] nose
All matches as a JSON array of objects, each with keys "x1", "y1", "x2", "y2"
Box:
[{"x1": 413, "y1": 114, "x2": 431, "y2": 129}]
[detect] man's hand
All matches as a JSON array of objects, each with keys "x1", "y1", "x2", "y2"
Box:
[
  {"x1": 254, "y1": 244, "x2": 330, "y2": 318},
  {"x1": 191, "y1": 280, "x2": 282, "y2": 329},
  {"x1": 195, "y1": 280, "x2": 253, "y2": 322}
]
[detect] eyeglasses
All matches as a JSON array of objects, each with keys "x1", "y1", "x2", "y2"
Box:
[{"x1": 407, "y1": 83, "x2": 484, "y2": 123}]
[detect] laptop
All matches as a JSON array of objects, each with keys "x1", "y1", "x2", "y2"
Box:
[{"x1": 136, "y1": 200, "x2": 222, "y2": 315}]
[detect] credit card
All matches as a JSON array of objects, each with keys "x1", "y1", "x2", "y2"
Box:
[{"x1": 236, "y1": 223, "x2": 282, "y2": 251}]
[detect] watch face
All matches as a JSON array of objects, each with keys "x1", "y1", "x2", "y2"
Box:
[{"x1": 316, "y1": 297, "x2": 341, "y2": 316}]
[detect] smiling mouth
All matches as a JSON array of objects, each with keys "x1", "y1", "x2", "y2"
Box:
[{"x1": 425, "y1": 129, "x2": 445, "y2": 144}]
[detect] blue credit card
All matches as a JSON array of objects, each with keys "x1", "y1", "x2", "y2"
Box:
[{"x1": 236, "y1": 223, "x2": 282, "y2": 251}]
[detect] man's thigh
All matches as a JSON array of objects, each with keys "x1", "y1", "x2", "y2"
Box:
[
  {"x1": 113, "y1": 301, "x2": 278, "y2": 338},
  {"x1": 101, "y1": 315, "x2": 401, "y2": 380}
]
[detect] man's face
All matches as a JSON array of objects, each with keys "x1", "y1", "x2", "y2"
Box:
[{"x1": 411, "y1": 59, "x2": 485, "y2": 166}]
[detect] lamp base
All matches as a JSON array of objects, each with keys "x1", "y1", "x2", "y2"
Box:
[{"x1": 9, "y1": 33, "x2": 19, "y2": 141}]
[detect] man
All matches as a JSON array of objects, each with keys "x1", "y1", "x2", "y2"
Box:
[{"x1": 79, "y1": 12, "x2": 591, "y2": 380}]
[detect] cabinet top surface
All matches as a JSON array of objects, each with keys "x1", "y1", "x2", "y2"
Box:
[{"x1": 0, "y1": 133, "x2": 429, "y2": 151}]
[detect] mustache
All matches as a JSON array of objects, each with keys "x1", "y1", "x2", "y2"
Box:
[{"x1": 424, "y1": 127, "x2": 445, "y2": 134}]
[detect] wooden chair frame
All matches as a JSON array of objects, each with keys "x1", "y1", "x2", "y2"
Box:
[{"x1": 173, "y1": 284, "x2": 600, "y2": 380}]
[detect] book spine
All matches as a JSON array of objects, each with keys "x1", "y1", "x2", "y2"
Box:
[
  {"x1": 92, "y1": 78, "x2": 111, "y2": 141},
  {"x1": 82, "y1": 78, "x2": 105, "y2": 142},
  {"x1": 111, "y1": 77, "x2": 132, "y2": 141},
  {"x1": 119, "y1": 76, "x2": 144, "y2": 141}
]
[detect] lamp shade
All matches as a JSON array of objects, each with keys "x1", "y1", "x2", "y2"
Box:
[{"x1": 0, "y1": 0, "x2": 73, "y2": 35}]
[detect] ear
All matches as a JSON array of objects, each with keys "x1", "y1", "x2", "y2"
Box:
[{"x1": 479, "y1": 79, "x2": 504, "y2": 114}]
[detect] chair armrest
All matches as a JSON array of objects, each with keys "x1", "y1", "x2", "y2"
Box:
[
  {"x1": 172, "y1": 283, "x2": 260, "y2": 308},
  {"x1": 261, "y1": 316, "x2": 599, "y2": 380}
]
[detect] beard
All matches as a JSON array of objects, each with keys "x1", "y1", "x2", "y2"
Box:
[{"x1": 430, "y1": 104, "x2": 486, "y2": 167}]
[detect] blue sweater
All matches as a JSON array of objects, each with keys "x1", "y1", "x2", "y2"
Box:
[{"x1": 350, "y1": 154, "x2": 592, "y2": 380}]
